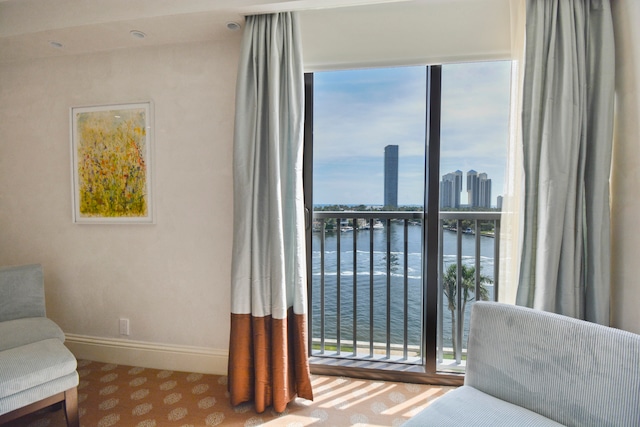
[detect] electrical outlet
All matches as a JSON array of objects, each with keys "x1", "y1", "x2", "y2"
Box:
[{"x1": 119, "y1": 318, "x2": 130, "y2": 336}]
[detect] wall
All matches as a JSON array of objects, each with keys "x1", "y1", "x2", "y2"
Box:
[
  {"x1": 0, "y1": 38, "x2": 240, "y2": 372},
  {"x1": 300, "y1": 0, "x2": 511, "y2": 71},
  {"x1": 611, "y1": 0, "x2": 640, "y2": 335}
]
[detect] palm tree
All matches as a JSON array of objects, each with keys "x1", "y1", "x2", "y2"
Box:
[{"x1": 442, "y1": 263, "x2": 492, "y2": 358}]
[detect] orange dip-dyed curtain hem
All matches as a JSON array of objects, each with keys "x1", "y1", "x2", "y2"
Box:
[{"x1": 228, "y1": 311, "x2": 313, "y2": 413}]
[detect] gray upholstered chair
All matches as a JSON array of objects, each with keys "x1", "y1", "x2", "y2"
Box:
[
  {"x1": 404, "y1": 302, "x2": 640, "y2": 426},
  {"x1": 0, "y1": 264, "x2": 79, "y2": 427}
]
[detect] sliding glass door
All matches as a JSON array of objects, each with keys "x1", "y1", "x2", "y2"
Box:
[{"x1": 304, "y1": 62, "x2": 510, "y2": 383}]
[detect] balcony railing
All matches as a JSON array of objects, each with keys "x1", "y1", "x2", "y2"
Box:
[{"x1": 309, "y1": 210, "x2": 501, "y2": 371}]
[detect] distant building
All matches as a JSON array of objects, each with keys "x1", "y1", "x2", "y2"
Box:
[
  {"x1": 384, "y1": 145, "x2": 399, "y2": 208},
  {"x1": 440, "y1": 170, "x2": 463, "y2": 208},
  {"x1": 497, "y1": 195, "x2": 503, "y2": 210},
  {"x1": 467, "y1": 170, "x2": 492, "y2": 208},
  {"x1": 467, "y1": 170, "x2": 479, "y2": 207},
  {"x1": 478, "y1": 173, "x2": 492, "y2": 208}
]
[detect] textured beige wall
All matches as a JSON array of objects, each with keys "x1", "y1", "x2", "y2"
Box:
[
  {"x1": 611, "y1": 0, "x2": 640, "y2": 334},
  {"x1": 300, "y1": 0, "x2": 512, "y2": 71},
  {"x1": 0, "y1": 38, "x2": 240, "y2": 349}
]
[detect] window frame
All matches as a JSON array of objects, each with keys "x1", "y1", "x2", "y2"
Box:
[{"x1": 303, "y1": 66, "x2": 466, "y2": 385}]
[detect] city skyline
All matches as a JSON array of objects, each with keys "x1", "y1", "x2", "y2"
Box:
[
  {"x1": 441, "y1": 169, "x2": 494, "y2": 209},
  {"x1": 312, "y1": 61, "x2": 511, "y2": 207}
]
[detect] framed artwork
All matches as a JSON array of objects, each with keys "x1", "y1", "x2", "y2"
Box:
[{"x1": 70, "y1": 102, "x2": 154, "y2": 224}]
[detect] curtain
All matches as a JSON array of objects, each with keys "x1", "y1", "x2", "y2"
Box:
[
  {"x1": 499, "y1": 0, "x2": 526, "y2": 304},
  {"x1": 228, "y1": 12, "x2": 313, "y2": 413},
  {"x1": 517, "y1": 0, "x2": 615, "y2": 324}
]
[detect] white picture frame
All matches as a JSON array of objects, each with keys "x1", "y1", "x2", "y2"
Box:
[{"x1": 70, "y1": 102, "x2": 154, "y2": 224}]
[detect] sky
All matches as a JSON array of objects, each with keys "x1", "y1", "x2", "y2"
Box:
[{"x1": 312, "y1": 61, "x2": 512, "y2": 207}]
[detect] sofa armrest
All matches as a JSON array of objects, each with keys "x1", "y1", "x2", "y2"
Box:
[{"x1": 0, "y1": 264, "x2": 45, "y2": 322}]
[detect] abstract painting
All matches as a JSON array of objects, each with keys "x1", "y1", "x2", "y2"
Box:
[{"x1": 71, "y1": 102, "x2": 153, "y2": 223}]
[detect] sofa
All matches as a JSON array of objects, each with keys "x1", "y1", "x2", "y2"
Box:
[
  {"x1": 405, "y1": 301, "x2": 640, "y2": 427},
  {"x1": 0, "y1": 264, "x2": 79, "y2": 427}
]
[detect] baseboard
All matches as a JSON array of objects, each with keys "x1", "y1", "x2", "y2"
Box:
[{"x1": 65, "y1": 334, "x2": 229, "y2": 375}]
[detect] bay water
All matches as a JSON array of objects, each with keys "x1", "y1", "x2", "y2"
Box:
[{"x1": 310, "y1": 221, "x2": 496, "y2": 350}]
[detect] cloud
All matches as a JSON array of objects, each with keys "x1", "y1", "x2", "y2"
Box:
[
  {"x1": 313, "y1": 67, "x2": 426, "y2": 163},
  {"x1": 312, "y1": 61, "x2": 512, "y2": 206}
]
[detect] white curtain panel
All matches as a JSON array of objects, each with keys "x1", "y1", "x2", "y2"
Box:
[
  {"x1": 228, "y1": 12, "x2": 313, "y2": 413},
  {"x1": 517, "y1": 0, "x2": 615, "y2": 324}
]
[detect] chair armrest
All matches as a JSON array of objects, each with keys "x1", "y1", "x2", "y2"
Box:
[{"x1": 0, "y1": 317, "x2": 66, "y2": 351}]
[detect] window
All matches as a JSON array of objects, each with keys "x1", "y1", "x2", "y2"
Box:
[{"x1": 304, "y1": 61, "x2": 511, "y2": 383}]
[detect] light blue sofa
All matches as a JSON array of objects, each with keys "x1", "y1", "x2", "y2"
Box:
[
  {"x1": 0, "y1": 264, "x2": 79, "y2": 427},
  {"x1": 405, "y1": 301, "x2": 640, "y2": 427}
]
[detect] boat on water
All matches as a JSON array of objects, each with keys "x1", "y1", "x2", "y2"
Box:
[{"x1": 360, "y1": 220, "x2": 384, "y2": 230}]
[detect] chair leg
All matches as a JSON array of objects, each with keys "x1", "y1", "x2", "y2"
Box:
[{"x1": 63, "y1": 387, "x2": 79, "y2": 427}]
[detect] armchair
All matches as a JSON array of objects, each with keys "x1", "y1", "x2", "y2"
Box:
[{"x1": 0, "y1": 264, "x2": 79, "y2": 427}]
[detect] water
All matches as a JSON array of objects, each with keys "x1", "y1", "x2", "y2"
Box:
[{"x1": 310, "y1": 221, "x2": 495, "y2": 352}]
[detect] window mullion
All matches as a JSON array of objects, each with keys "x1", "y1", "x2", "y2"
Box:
[{"x1": 423, "y1": 65, "x2": 442, "y2": 374}]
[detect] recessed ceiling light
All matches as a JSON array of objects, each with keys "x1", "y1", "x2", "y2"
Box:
[
  {"x1": 130, "y1": 30, "x2": 146, "y2": 39},
  {"x1": 49, "y1": 41, "x2": 63, "y2": 49},
  {"x1": 226, "y1": 22, "x2": 241, "y2": 31}
]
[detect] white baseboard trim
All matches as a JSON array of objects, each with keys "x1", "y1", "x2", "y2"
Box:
[{"x1": 65, "y1": 334, "x2": 229, "y2": 375}]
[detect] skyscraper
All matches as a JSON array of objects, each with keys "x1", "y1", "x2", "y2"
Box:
[
  {"x1": 467, "y1": 170, "x2": 492, "y2": 208},
  {"x1": 440, "y1": 170, "x2": 463, "y2": 208},
  {"x1": 384, "y1": 145, "x2": 399, "y2": 208},
  {"x1": 478, "y1": 172, "x2": 492, "y2": 208},
  {"x1": 467, "y1": 169, "x2": 479, "y2": 207}
]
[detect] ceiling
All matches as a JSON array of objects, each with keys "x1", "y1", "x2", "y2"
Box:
[
  {"x1": 0, "y1": 0, "x2": 511, "y2": 67},
  {"x1": 0, "y1": 0, "x2": 412, "y2": 63}
]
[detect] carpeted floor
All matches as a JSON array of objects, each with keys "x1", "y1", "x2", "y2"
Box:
[{"x1": 6, "y1": 360, "x2": 453, "y2": 426}]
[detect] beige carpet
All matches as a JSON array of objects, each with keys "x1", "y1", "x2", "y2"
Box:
[{"x1": 7, "y1": 360, "x2": 453, "y2": 426}]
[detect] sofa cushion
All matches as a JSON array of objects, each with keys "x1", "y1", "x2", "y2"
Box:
[
  {"x1": 0, "y1": 264, "x2": 45, "y2": 322},
  {"x1": 402, "y1": 386, "x2": 565, "y2": 427},
  {"x1": 0, "y1": 338, "x2": 77, "y2": 400},
  {"x1": 0, "y1": 317, "x2": 65, "y2": 352}
]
